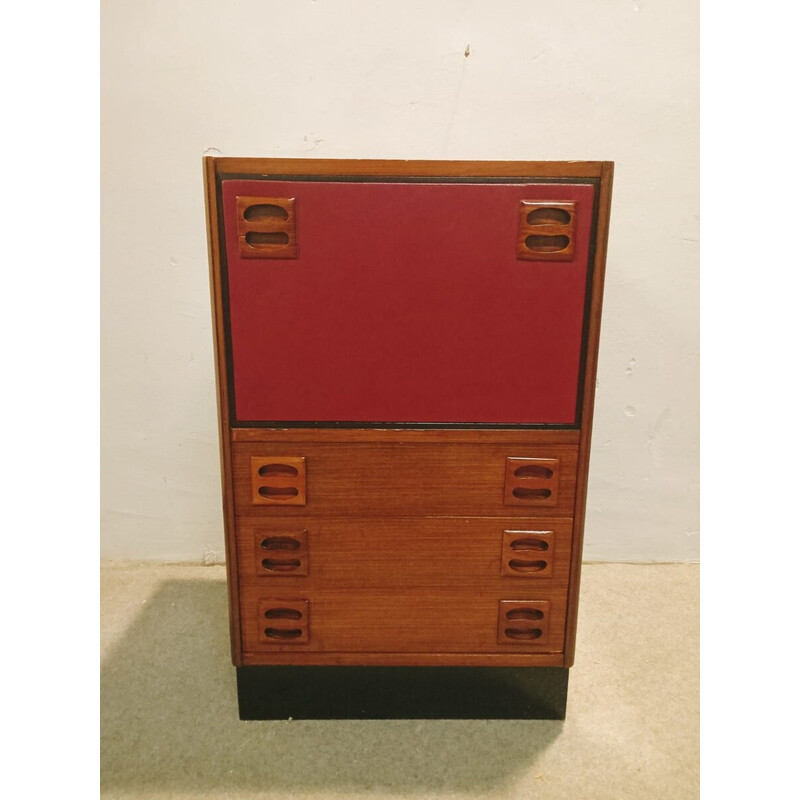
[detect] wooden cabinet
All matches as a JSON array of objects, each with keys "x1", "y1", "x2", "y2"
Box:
[{"x1": 204, "y1": 158, "x2": 613, "y2": 718}]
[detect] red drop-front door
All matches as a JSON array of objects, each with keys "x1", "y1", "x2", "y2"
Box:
[{"x1": 220, "y1": 178, "x2": 596, "y2": 426}]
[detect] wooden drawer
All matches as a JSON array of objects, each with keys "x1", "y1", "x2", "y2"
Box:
[
  {"x1": 236, "y1": 516, "x2": 574, "y2": 589},
  {"x1": 232, "y1": 442, "x2": 578, "y2": 517},
  {"x1": 239, "y1": 588, "x2": 568, "y2": 656}
]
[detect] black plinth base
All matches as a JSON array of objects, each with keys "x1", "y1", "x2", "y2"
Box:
[{"x1": 236, "y1": 665, "x2": 569, "y2": 720}]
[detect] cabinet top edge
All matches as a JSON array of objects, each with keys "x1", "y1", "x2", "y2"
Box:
[{"x1": 204, "y1": 157, "x2": 613, "y2": 179}]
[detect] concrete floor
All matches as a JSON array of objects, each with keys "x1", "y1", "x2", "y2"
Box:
[{"x1": 101, "y1": 563, "x2": 698, "y2": 799}]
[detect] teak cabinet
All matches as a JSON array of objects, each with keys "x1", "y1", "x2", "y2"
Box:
[{"x1": 204, "y1": 158, "x2": 613, "y2": 719}]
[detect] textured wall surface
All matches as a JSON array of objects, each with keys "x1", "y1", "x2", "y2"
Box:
[{"x1": 101, "y1": 0, "x2": 698, "y2": 562}]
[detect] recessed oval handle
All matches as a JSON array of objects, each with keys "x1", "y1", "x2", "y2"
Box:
[
  {"x1": 264, "y1": 628, "x2": 302, "y2": 639},
  {"x1": 527, "y1": 207, "x2": 571, "y2": 225},
  {"x1": 258, "y1": 486, "x2": 299, "y2": 500},
  {"x1": 510, "y1": 538, "x2": 549, "y2": 552},
  {"x1": 262, "y1": 558, "x2": 301, "y2": 572},
  {"x1": 244, "y1": 203, "x2": 289, "y2": 221},
  {"x1": 508, "y1": 559, "x2": 548, "y2": 573},
  {"x1": 504, "y1": 627, "x2": 543, "y2": 640},
  {"x1": 506, "y1": 608, "x2": 544, "y2": 621},
  {"x1": 246, "y1": 231, "x2": 290, "y2": 246},
  {"x1": 514, "y1": 464, "x2": 554, "y2": 480},
  {"x1": 258, "y1": 463, "x2": 299, "y2": 478},
  {"x1": 264, "y1": 607, "x2": 302, "y2": 620},
  {"x1": 512, "y1": 487, "x2": 552, "y2": 501},
  {"x1": 261, "y1": 536, "x2": 301, "y2": 551},
  {"x1": 525, "y1": 234, "x2": 569, "y2": 253}
]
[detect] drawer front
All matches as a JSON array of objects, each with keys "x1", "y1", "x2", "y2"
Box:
[
  {"x1": 232, "y1": 442, "x2": 578, "y2": 517},
  {"x1": 240, "y1": 588, "x2": 567, "y2": 655},
  {"x1": 236, "y1": 516, "x2": 573, "y2": 589}
]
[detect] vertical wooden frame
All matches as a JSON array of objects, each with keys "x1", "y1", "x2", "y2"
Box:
[
  {"x1": 563, "y1": 161, "x2": 614, "y2": 666},
  {"x1": 204, "y1": 157, "x2": 242, "y2": 663}
]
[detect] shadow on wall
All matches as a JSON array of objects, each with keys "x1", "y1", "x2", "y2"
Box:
[{"x1": 100, "y1": 579, "x2": 564, "y2": 795}]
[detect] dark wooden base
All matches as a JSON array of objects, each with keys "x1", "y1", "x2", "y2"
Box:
[{"x1": 236, "y1": 665, "x2": 569, "y2": 720}]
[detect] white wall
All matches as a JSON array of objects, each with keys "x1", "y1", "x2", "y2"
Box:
[{"x1": 101, "y1": 0, "x2": 698, "y2": 562}]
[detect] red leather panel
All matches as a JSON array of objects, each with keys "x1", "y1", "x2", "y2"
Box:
[{"x1": 222, "y1": 179, "x2": 595, "y2": 424}]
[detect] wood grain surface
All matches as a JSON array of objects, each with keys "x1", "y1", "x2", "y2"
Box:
[
  {"x1": 238, "y1": 651, "x2": 566, "y2": 667},
  {"x1": 212, "y1": 157, "x2": 606, "y2": 178},
  {"x1": 231, "y1": 428, "x2": 581, "y2": 445},
  {"x1": 235, "y1": 516, "x2": 573, "y2": 588},
  {"x1": 239, "y1": 588, "x2": 567, "y2": 655},
  {"x1": 232, "y1": 442, "x2": 578, "y2": 518}
]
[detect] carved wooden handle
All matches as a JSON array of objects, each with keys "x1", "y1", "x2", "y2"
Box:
[
  {"x1": 516, "y1": 201, "x2": 576, "y2": 261},
  {"x1": 501, "y1": 529, "x2": 554, "y2": 577},
  {"x1": 497, "y1": 600, "x2": 551, "y2": 645},
  {"x1": 258, "y1": 599, "x2": 309, "y2": 644},
  {"x1": 503, "y1": 458, "x2": 560, "y2": 506},
  {"x1": 255, "y1": 530, "x2": 309, "y2": 577},
  {"x1": 236, "y1": 196, "x2": 297, "y2": 259},
  {"x1": 250, "y1": 457, "x2": 307, "y2": 506}
]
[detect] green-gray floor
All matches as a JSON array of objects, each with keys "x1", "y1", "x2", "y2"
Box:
[{"x1": 101, "y1": 562, "x2": 698, "y2": 799}]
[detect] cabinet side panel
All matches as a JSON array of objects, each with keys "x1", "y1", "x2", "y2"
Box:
[
  {"x1": 204, "y1": 157, "x2": 243, "y2": 664},
  {"x1": 564, "y1": 162, "x2": 614, "y2": 666}
]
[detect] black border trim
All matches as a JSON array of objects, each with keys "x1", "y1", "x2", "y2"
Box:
[{"x1": 216, "y1": 173, "x2": 601, "y2": 430}]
